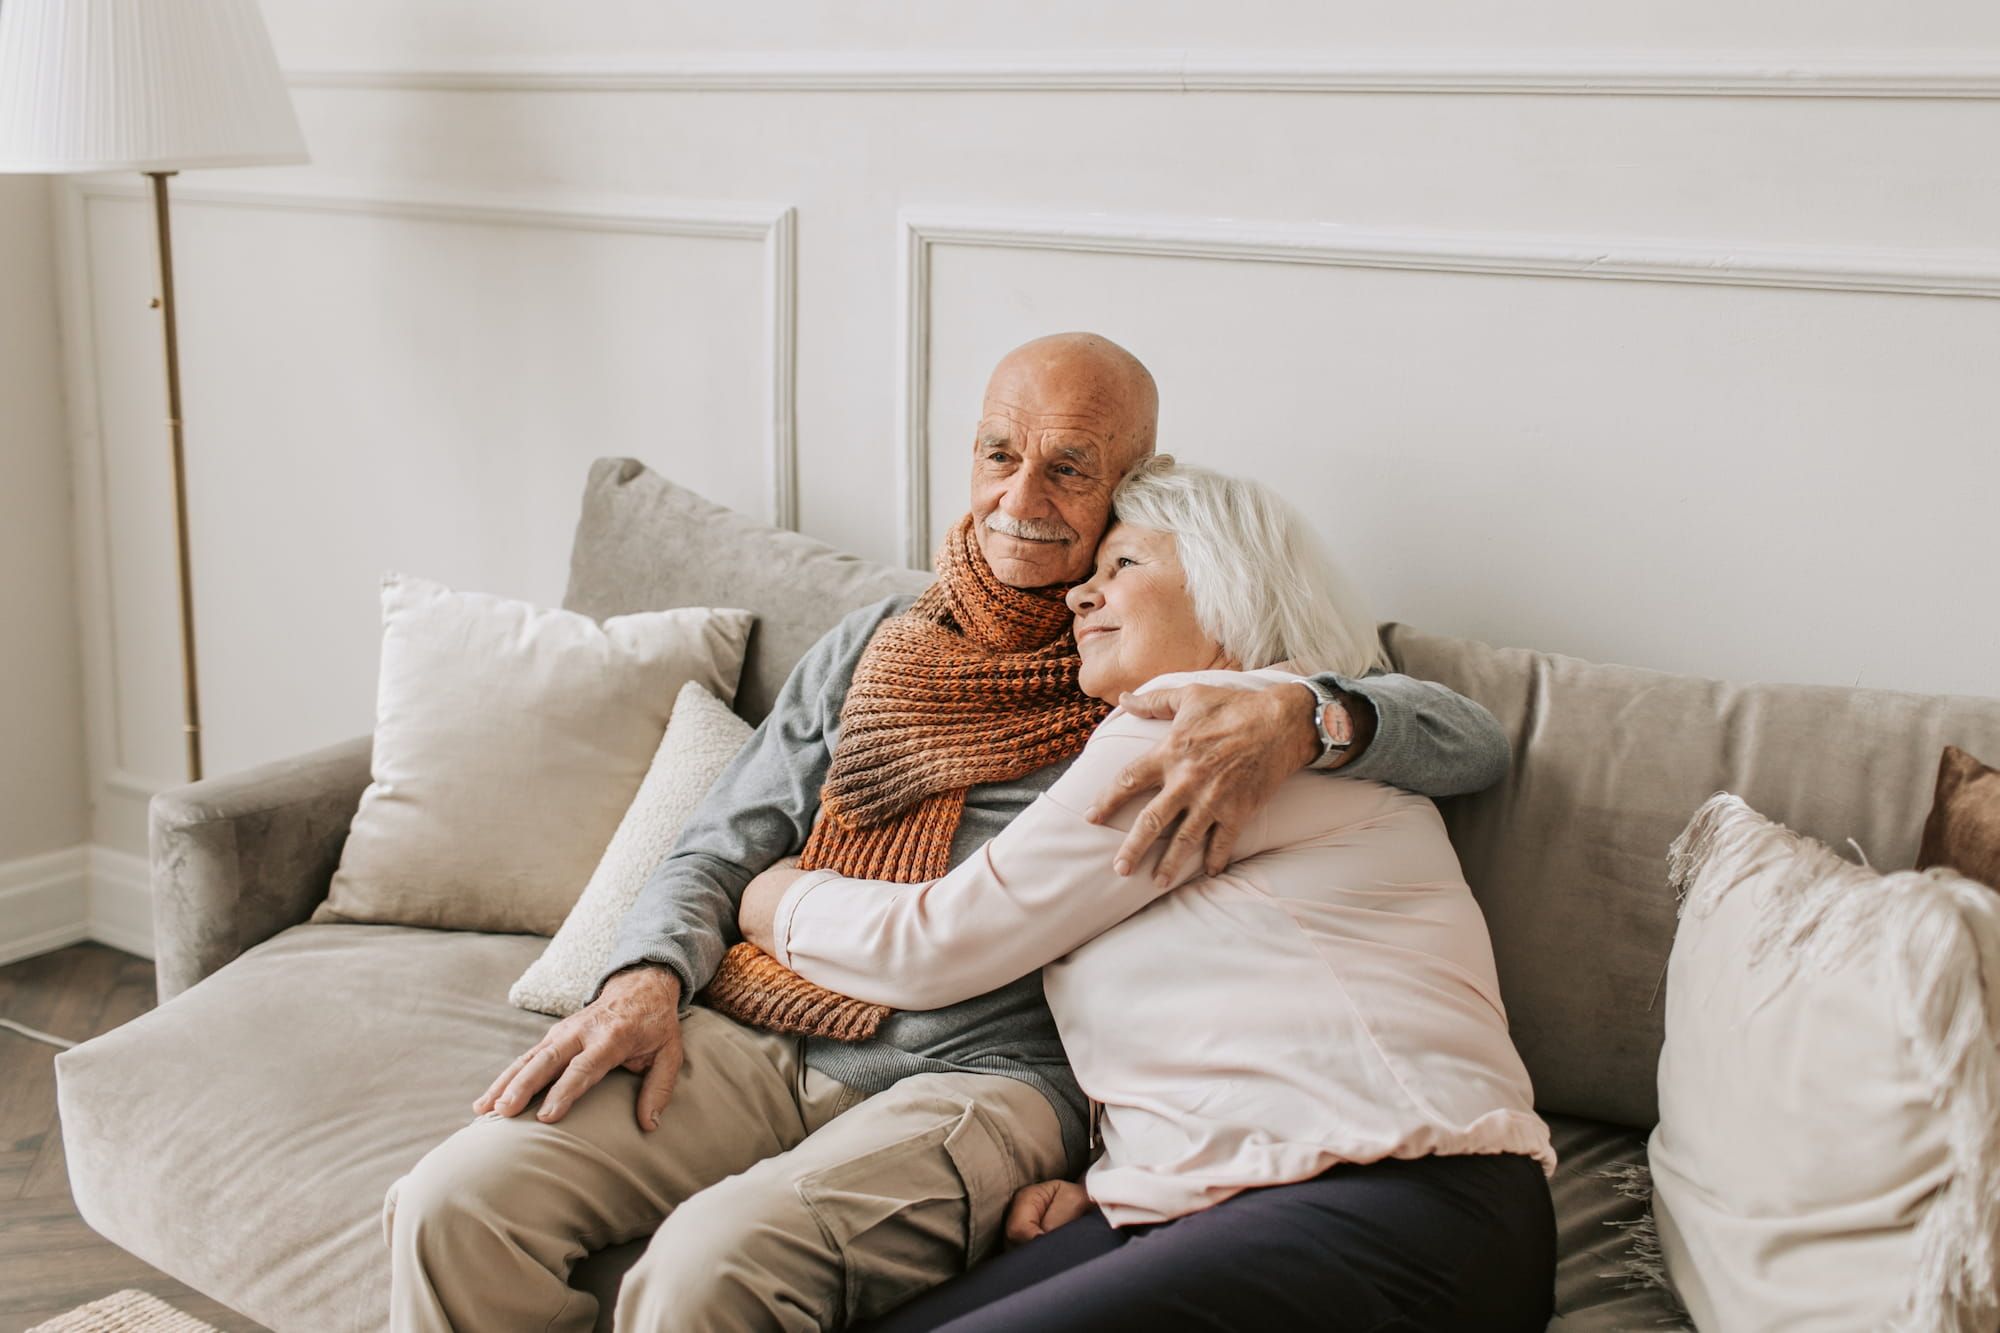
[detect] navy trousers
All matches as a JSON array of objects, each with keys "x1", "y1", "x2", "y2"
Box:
[{"x1": 861, "y1": 1152, "x2": 1556, "y2": 1333}]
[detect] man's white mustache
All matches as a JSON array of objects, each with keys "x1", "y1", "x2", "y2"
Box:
[{"x1": 985, "y1": 512, "x2": 1077, "y2": 543}]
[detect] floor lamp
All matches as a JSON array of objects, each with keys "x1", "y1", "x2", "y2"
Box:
[{"x1": 0, "y1": 0, "x2": 308, "y2": 782}]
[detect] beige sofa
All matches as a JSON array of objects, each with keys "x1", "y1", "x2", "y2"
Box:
[{"x1": 56, "y1": 457, "x2": 2000, "y2": 1332}]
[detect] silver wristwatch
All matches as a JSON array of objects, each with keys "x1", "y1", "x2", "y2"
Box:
[{"x1": 1296, "y1": 677, "x2": 1353, "y2": 761}]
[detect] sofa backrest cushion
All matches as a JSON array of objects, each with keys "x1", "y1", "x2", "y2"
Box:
[
  {"x1": 1384, "y1": 622, "x2": 2000, "y2": 1130},
  {"x1": 562, "y1": 459, "x2": 932, "y2": 724}
]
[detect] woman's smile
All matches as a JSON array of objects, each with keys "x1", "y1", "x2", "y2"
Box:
[{"x1": 1065, "y1": 523, "x2": 1233, "y2": 701}]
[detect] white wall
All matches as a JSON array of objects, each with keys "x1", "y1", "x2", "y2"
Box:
[
  {"x1": 54, "y1": 4, "x2": 2000, "y2": 878},
  {"x1": 0, "y1": 175, "x2": 95, "y2": 960}
]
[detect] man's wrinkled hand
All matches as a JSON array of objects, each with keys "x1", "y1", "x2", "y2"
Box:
[
  {"x1": 473, "y1": 964, "x2": 686, "y2": 1133},
  {"x1": 1004, "y1": 1178, "x2": 1094, "y2": 1246},
  {"x1": 1085, "y1": 682, "x2": 1321, "y2": 885}
]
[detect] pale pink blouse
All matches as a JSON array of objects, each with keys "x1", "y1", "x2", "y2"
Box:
[{"x1": 770, "y1": 667, "x2": 1556, "y2": 1227}]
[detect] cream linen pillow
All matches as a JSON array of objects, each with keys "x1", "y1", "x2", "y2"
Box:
[
  {"x1": 1649, "y1": 793, "x2": 2000, "y2": 1333},
  {"x1": 314, "y1": 573, "x2": 753, "y2": 935},
  {"x1": 510, "y1": 680, "x2": 753, "y2": 1016}
]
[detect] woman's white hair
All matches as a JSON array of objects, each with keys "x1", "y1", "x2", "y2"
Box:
[{"x1": 1109, "y1": 454, "x2": 1390, "y2": 678}]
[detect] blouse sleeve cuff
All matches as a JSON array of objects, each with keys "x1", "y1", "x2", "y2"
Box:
[{"x1": 771, "y1": 868, "x2": 841, "y2": 969}]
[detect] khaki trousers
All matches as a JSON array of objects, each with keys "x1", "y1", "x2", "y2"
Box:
[{"x1": 382, "y1": 1008, "x2": 1066, "y2": 1332}]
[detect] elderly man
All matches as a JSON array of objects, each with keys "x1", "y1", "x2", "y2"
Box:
[{"x1": 383, "y1": 333, "x2": 1508, "y2": 1332}]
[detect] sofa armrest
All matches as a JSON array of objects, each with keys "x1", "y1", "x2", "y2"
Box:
[{"x1": 148, "y1": 734, "x2": 374, "y2": 1002}]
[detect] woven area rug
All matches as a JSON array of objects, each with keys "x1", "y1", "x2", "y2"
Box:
[{"x1": 25, "y1": 1289, "x2": 223, "y2": 1333}]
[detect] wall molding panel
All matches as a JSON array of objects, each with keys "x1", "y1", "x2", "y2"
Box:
[
  {"x1": 896, "y1": 207, "x2": 2000, "y2": 563},
  {"x1": 53, "y1": 179, "x2": 134, "y2": 823},
  {"x1": 285, "y1": 51, "x2": 2000, "y2": 99},
  {"x1": 59, "y1": 179, "x2": 797, "y2": 800},
  {"x1": 73, "y1": 179, "x2": 799, "y2": 524},
  {"x1": 37, "y1": 10, "x2": 1998, "y2": 888}
]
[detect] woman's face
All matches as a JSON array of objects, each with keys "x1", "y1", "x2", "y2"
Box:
[{"x1": 1065, "y1": 522, "x2": 1235, "y2": 703}]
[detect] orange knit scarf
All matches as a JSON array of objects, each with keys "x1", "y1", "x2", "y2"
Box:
[{"x1": 701, "y1": 513, "x2": 1109, "y2": 1040}]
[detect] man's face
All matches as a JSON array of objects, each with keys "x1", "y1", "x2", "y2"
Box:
[{"x1": 970, "y1": 353, "x2": 1149, "y2": 588}]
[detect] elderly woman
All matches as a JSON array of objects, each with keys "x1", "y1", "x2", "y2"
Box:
[{"x1": 738, "y1": 456, "x2": 1556, "y2": 1332}]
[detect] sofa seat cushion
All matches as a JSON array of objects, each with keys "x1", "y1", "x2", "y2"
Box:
[
  {"x1": 58, "y1": 923, "x2": 1688, "y2": 1332},
  {"x1": 55, "y1": 924, "x2": 642, "y2": 1333}
]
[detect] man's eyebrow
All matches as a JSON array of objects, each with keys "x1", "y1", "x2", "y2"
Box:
[
  {"x1": 975, "y1": 429, "x2": 1012, "y2": 449},
  {"x1": 1053, "y1": 444, "x2": 1100, "y2": 466}
]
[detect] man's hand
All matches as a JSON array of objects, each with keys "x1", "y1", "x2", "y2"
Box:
[
  {"x1": 1004, "y1": 1178, "x2": 1094, "y2": 1246},
  {"x1": 738, "y1": 859, "x2": 807, "y2": 954},
  {"x1": 1085, "y1": 681, "x2": 1371, "y2": 885},
  {"x1": 473, "y1": 963, "x2": 686, "y2": 1132}
]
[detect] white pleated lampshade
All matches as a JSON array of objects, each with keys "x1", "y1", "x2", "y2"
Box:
[{"x1": 0, "y1": 0, "x2": 306, "y2": 173}]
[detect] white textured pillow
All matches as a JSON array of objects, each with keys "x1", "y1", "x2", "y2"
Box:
[
  {"x1": 315, "y1": 573, "x2": 752, "y2": 936},
  {"x1": 1649, "y1": 793, "x2": 2000, "y2": 1333},
  {"x1": 510, "y1": 680, "x2": 753, "y2": 1016}
]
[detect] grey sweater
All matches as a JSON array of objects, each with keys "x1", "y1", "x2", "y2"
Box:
[{"x1": 593, "y1": 596, "x2": 1511, "y2": 1170}]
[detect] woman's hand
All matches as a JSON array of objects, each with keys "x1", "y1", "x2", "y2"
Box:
[
  {"x1": 1004, "y1": 1178, "x2": 1094, "y2": 1246},
  {"x1": 737, "y1": 857, "x2": 806, "y2": 953}
]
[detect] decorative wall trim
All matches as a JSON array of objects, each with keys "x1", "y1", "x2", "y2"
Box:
[
  {"x1": 0, "y1": 848, "x2": 90, "y2": 968},
  {"x1": 60, "y1": 179, "x2": 797, "y2": 796},
  {"x1": 765, "y1": 206, "x2": 799, "y2": 531},
  {"x1": 51, "y1": 179, "x2": 128, "y2": 824},
  {"x1": 75, "y1": 179, "x2": 798, "y2": 526},
  {"x1": 87, "y1": 846, "x2": 154, "y2": 959},
  {"x1": 0, "y1": 847, "x2": 156, "y2": 966},
  {"x1": 896, "y1": 207, "x2": 2000, "y2": 563},
  {"x1": 285, "y1": 51, "x2": 2000, "y2": 100},
  {"x1": 896, "y1": 215, "x2": 933, "y2": 577}
]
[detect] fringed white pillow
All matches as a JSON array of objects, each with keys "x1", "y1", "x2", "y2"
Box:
[
  {"x1": 509, "y1": 680, "x2": 753, "y2": 1017},
  {"x1": 1649, "y1": 793, "x2": 2000, "y2": 1333}
]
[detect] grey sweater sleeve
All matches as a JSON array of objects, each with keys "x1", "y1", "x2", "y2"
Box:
[
  {"x1": 587, "y1": 596, "x2": 909, "y2": 1008},
  {"x1": 1305, "y1": 671, "x2": 1511, "y2": 798}
]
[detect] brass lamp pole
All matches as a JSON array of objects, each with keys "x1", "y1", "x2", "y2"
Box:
[
  {"x1": 149, "y1": 170, "x2": 204, "y2": 779},
  {"x1": 0, "y1": 0, "x2": 308, "y2": 785}
]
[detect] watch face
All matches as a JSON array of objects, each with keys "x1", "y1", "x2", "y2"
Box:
[{"x1": 1319, "y1": 701, "x2": 1352, "y2": 750}]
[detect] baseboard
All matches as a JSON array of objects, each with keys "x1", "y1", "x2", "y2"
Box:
[
  {"x1": 0, "y1": 847, "x2": 91, "y2": 967},
  {"x1": 87, "y1": 847, "x2": 154, "y2": 959},
  {"x1": 0, "y1": 844, "x2": 153, "y2": 966}
]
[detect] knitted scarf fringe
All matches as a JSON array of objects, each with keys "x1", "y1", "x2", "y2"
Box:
[{"x1": 700, "y1": 944, "x2": 889, "y2": 1042}]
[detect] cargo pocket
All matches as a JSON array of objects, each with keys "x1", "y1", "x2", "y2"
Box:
[{"x1": 796, "y1": 1096, "x2": 1021, "y2": 1325}]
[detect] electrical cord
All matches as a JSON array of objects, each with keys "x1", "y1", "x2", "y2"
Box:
[{"x1": 0, "y1": 1017, "x2": 77, "y2": 1049}]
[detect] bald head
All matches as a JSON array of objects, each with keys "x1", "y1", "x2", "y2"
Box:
[
  {"x1": 970, "y1": 333, "x2": 1160, "y2": 587},
  {"x1": 988, "y1": 332, "x2": 1158, "y2": 466}
]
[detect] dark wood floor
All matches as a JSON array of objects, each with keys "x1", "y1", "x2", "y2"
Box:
[{"x1": 0, "y1": 942, "x2": 268, "y2": 1333}]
